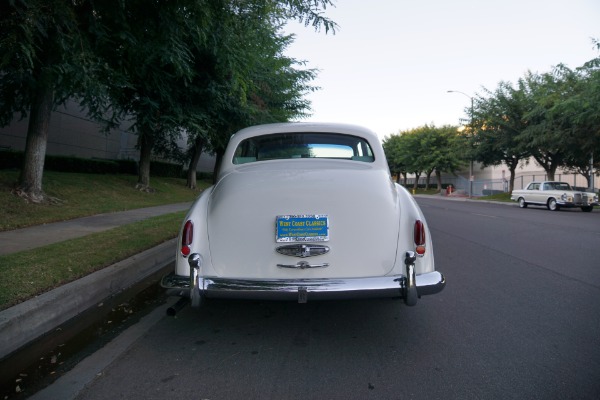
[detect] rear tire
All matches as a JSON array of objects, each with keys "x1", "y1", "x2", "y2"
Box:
[
  {"x1": 547, "y1": 198, "x2": 560, "y2": 211},
  {"x1": 518, "y1": 198, "x2": 527, "y2": 208}
]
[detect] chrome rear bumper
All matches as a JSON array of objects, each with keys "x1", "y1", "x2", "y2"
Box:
[{"x1": 161, "y1": 270, "x2": 445, "y2": 303}]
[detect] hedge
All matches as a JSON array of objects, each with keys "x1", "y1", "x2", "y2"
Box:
[{"x1": 0, "y1": 150, "x2": 184, "y2": 178}]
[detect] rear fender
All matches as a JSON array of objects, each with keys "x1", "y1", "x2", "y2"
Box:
[
  {"x1": 175, "y1": 187, "x2": 214, "y2": 277},
  {"x1": 393, "y1": 184, "x2": 435, "y2": 275}
]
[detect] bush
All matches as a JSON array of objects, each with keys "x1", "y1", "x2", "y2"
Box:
[
  {"x1": 0, "y1": 150, "x2": 133, "y2": 175},
  {"x1": 150, "y1": 160, "x2": 183, "y2": 178},
  {"x1": 0, "y1": 150, "x2": 189, "y2": 179},
  {"x1": 45, "y1": 155, "x2": 120, "y2": 174},
  {"x1": 115, "y1": 159, "x2": 138, "y2": 175},
  {"x1": 0, "y1": 150, "x2": 21, "y2": 169}
]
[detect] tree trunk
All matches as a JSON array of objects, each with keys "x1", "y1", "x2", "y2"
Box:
[
  {"x1": 212, "y1": 149, "x2": 224, "y2": 185},
  {"x1": 533, "y1": 154, "x2": 559, "y2": 181},
  {"x1": 425, "y1": 169, "x2": 433, "y2": 190},
  {"x1": 435, "y1": 170, "x2": 442, "y2": 191},
  {"x1": 186, "y1": 136, "x2": 205, "y2": 189},
  {"x1": 508, "y1": 161, "x2": 518, "y2": 194},
  {"x1": 413, "y1": 173, "x2": 421, "y2": 190},
  {"x1": 17, "y1": 84, "x2": 54, "y2": 203},
  {"x1": 137, "y1": 132, "x2": 155, "y2": 191},
  {"x1": 547, "y1": 164, "x2": 558, "y2": 181}
]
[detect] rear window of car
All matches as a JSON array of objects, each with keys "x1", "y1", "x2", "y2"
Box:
[{"x1": 232, "y1": 132, "x2": 375, "y2": 164}]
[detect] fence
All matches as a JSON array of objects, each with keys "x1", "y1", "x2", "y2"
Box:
[
  {"x1": 403, "y1": 173, "x2": 599, "y2": 196},
  {"x1": 512, "y1": 174, "x2": 599, "y2": 192}
]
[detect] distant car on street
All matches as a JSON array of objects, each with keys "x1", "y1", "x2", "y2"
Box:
[
  {"x1": 161, "y1": 122, "x2": 445, "y2": 307},
  {"x1": 511, "y1": 181, "x2": 598, "y2": 212}
]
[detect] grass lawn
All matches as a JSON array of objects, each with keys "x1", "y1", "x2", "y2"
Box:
[
  {"x1": 475, "y1": 192, "x2": 512, "y2": 202},
  {"x1": 0, "y1": 170, "x2": 211, "y2": 310},
  {"x1": 0, "y1": 212, "x2": 185, "y2": 310},
  {"x1": 0, "y1": 170, "x2": 210, "y2": 231},
  {"x1": 411, "y1": 187, "x2": 513, "y2": 202}
]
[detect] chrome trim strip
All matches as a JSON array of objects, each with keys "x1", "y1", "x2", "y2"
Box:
[{"x1": 277, "y1": 261, "x2": 330, "y2": 269}]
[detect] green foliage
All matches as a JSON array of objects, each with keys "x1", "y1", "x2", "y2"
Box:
[
  {"x1": 469, "y1": 45, "x2": 600, "y2": 188},
  {"x1": 1, "y1": 0, "x2": 338, "y2": 194},
  {"x1": 0, "y1": 0, "x2": 102, "y2": 125},
  {"x1": 382, "y1": 134, "x2": 405, "y2": 178},
  {"x1": 384, "y1": 124, "x2": 464, "y2": 186},
  {"x1": 517, "y1": 68, "x2": 573, "y2": 178},
  {"x1": 470, "y1": 81, "x2": 531, "y2": 192},
  {"x1": 549, "y1": 58, "x2": 600, "y2": 182},
  {"x1": 179, "y1": 4, "x2": 325, "y2": 161}
]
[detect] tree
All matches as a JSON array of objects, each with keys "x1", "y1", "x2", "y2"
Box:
[
  {"x1": 81, "y1": 0, "x2": 216, "y2": 191},
  {"x1": 183, "y1": 14, "x2": 320, "y2": 188},
  {"x1": 382, "y1": 134, "x2": 406, "y2": 183},
  {"x1": 90, "y1": 0, "x2": 336, "y2": 190},
  {"x1": 384, "y1": 125, "x2": 463, "y2": 190},
  {"x1": 467, "y1": 45, "x2": 600, "y2": 191},
  {"x1": 396, "y1": 131, "x2": 424, "y2": 189},
  {"x1": 425, "y1": 125, "x2": 465, "y2": 191},
  {"x1": 0, "y1": 0, "x2": 107, "y2": 202},
  {"x1": 1, "y1": 0, "x2": 337, "y2": 198},
  {"x1": 518, "y1": 67, "x2": 580, "y2": 180},
  {"x1": 471, "y1": 82, "x2": 531, "y2": 193},
  {"x1": 550, "y1": 52, "x2": 600, "y2": 188}
]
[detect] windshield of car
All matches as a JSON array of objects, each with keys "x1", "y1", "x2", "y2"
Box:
[{"x1": 232, "y1": 132, "x2": 374, "y2": 164}]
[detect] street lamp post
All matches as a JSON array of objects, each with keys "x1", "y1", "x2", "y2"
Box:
[{"x1": 447, "y1": 90, "x2": 474, "y2": 198}]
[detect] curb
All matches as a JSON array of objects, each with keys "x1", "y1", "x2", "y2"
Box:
[
  {"x1": 413, "y1": 194, "x2": 516, "y2": 206},
  {"x1": 0, "y1": 239, "x2": 176, "y2": 360}
]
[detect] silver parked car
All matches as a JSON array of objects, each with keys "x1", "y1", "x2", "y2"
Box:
[
  {"x1": 511, "y1": 181, "x2": 599, "y2": 212},
  {"x1": 161, "y1": 122, "x2": 445, "y2": 307}
]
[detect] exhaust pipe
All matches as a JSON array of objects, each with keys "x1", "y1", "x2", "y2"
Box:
[{"x1": 167, "y1": 297, "x2": 189, "y2": 316}]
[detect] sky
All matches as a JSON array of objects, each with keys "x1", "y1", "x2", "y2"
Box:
[{"x1": 284, "y1": 0, "x2": 600, "y2": 140}]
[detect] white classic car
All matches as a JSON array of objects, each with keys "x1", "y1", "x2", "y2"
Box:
[
  {"x1": 511, "y1": 181, "x2": 599, "y2": 212},
  {"x1": 161, "y1": 122, "x2": 445, "y2": 309}
]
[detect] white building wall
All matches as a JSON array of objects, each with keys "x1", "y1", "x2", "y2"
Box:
[
  {"x1": 0, "y1": 100, "x2": 216, "y2": 172},
  {"x1": 479, "y1": 161, "x2": 598, "y2": 191}
]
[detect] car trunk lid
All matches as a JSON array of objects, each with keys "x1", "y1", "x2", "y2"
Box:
[{"x1": 206, "y1": 161, "x2": 401, "y2": 279}]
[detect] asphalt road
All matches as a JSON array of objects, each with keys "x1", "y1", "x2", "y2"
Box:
[{"x1": 39, "y1": 198, "x2": 600, "y2": 400}]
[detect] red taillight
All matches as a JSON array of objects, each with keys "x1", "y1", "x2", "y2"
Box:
[
  {"x1": 181, "y1": 220, "x2": 193, "y2": 257},
  {"x1": 414, "y1": 220, "x2": 426, "y2": 255}
]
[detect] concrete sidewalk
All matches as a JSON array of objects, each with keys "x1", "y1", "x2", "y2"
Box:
[{"x1": 0, "y1": 202, "x2": 192, "y2": 255}]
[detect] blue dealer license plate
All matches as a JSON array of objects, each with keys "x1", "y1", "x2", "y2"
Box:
[{"x1": 276, "y1": 214, "x2": 329, "y2": 243}]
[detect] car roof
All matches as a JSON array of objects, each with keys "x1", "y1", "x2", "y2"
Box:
[{"x1": 230, "y1": 122, "x2": 381, "y2": 143}]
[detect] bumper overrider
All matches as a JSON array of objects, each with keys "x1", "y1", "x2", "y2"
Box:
[{"x1": 161, "y1": 252, "x2": 445, "y2": 307}]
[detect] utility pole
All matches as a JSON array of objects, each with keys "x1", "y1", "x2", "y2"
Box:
[{"x1": 591, "y1": 153, "x2": 595, "y2": 192}]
